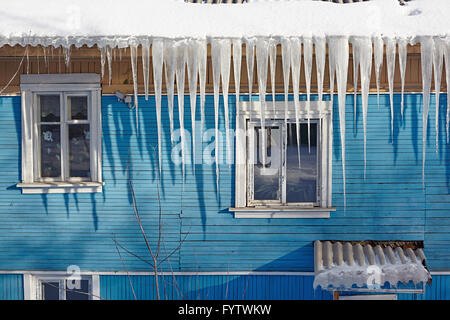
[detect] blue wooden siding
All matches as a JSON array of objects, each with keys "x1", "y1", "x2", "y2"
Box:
[
  {"x1": 0, "y1": 93, "x2": 448, "y2": 275},
  {"x1": 99, "y1": 274, "x2": 450, "y2": 300},
  {"x1": 0, "y1": 274, "x2": 23, "y2": 300}
]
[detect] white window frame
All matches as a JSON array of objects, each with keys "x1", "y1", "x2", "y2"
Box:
[
  {"x1": 18, "y1": 74, "x2": 103, "y2": 194},
  {"x1": 231, "y1": 100, "x2": 335, "y2": 219},
  {"x1": 24, "y1": 273, "x2": 99, "y2": 300}
]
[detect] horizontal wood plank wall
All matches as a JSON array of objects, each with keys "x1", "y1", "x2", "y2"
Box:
[{"x1": 0, "y1": 44, "x2": 446, "y2": 95}]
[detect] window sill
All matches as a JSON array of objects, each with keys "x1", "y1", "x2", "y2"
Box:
[
  {"x1": 17, "y1": 182, "x2": 104, "y2": 194},
  {"x1": 229, "y1": 207, "x2": 335, "y2": 219}
]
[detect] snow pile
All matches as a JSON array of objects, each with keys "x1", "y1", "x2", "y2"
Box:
[{"x1": 313, "y1": 261, "x2": 431, "y2": 290}]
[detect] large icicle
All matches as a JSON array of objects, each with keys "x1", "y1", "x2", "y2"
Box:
[
  {"x1": 233, "y1": 39, "x2": 242, "y2": 121},
  {"x1": 142, "y1": 41, "x2": 150, "y2": 100},
  {"x1": 354, "y1": 37, "x2": 373, "y2": 178},
  {"x1": 211, "y1": 40, "x2": 222, "y2": 189},
  {"x1": 290, "y1": 37, "x2": 302, "y2": 167},
  {"x1": 386, "y1": 37, "x2": 397, "y2": 139},
  {"x1": 175, "y1": 43, "x2": 187, "y2": 180},
  {"x1": 269, "y1": 40, "x2": 277, "y2": 115},
  {"x1": 373, "y1": 36, "x2": 384, "y2": 109},
  {"x1": 198, "y1": 40, "x2": 207, "y2": 135},
  {"x1": 433, "y1": 38, "x2": 444, "y2": 152},
  {"x1": 281, "y1": 38, "x2": 291, "y2": 123},
  {"x1": 256, "y1": 38, "x2": 270, "y2": 167},
  {"x1": 106, "y1": 45, "x2": 113, "y2": 86},
  {"x1": 130, "y1": 44, "x2": 139, "y2": 131},
  {"x1": 219, "y1": 40, "x2": 232, "y2": 166},
  {"x1": 420, "y1": 37, "x2": 434, "y2": 185},
  {"x1": 314, "y1": 36, "x2": 326, "y2": 102},
  {"x1": 164, "y1": 41, "x2": 177, "y2": 143},
  {"x1": 329, "y1": 37, "x2": 349, "y2": 205},
  {"x1": 352, "y1": 39, "x2": 360, "y2": 129},
  {"x1": 303, "y1": 37, "x2": 313, "y2": 152},
  {"x1": 100, "y1": 47, "x2": 106, "y2": 80},
  {"x1": 398, "y1": 39, "x2": 407, "y2": 118},
  {"x1": 246, "y1": 38, "x2": 256, "y2": 106},
  {"x1": 152, "y1": 40, "x2": 164, "y2": 173},
  {"x1": 329, "y1": 39, "x2": 336, "y2": 111},
  {"x1": 445, "y1": 40, "x2": 450, "y2": 142},
  {"x1": 187, "y1": 40, "x2": 199, "y2": 168}
]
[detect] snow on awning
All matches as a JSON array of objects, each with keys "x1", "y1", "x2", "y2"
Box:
[{"x1": 313, "y1": 241, "x2": 431, "y2": 291}]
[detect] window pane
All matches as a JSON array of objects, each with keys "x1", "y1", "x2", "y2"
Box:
[
  {"x1": 253, "y1": 126, "x2": 281, "y2": 201},
  {"x1": 39, "y1": 95, "x2": 60, "y2": 122},
  {"x1": 42, "y1": 282, "x2": 60, "y2": 300},
  {"x1": 40, "y1": 124, "x2": 61, "y2": 178},
  {"x1": 68, "y1": 96, "x2": 88, "y2": 120},
  {"x1": 286, "y1": 123, "x2": 318, "y2": 203},
  {"x1": 66, "y1": 280, "x2": 90, "y2": 300},
  {"x1": 69, "y1": 124, "x2": 90, "y2": 178}
]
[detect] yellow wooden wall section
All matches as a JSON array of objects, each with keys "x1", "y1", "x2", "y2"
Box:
[{"x1": 0, "y1": 44, "x2": 446, "y2": 95}]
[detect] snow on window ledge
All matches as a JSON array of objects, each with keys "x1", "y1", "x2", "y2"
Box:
[
  {"x1": 17, "y1": 182, "x2": 104, "y2": 194},
  {"x1": 229, "y1": 207, "x2": 335, "y2": 219}
]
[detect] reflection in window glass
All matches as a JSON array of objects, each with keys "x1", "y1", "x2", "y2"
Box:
[
  {"x1": 69, "y1": 124, "x2": 90, "y2": 178},
  {"x1": 42, "y1": 282, "x2": 60, "y2": 300},
  {"x1": 39, "y1": 95, "x2": 60, "y2": 122},
  {"x1": 68, "y1": 96, "x2": 88, "y2": 120},
  {"x1": 40, "y1": 124, "x2": 61, "y2": 178},
  {"x1": 253, "y1": 126, "x2": 281, "y2": 201},
  {"x1": 286, "y1": 123, "x2": 317, "y2": 203},
  {"x1": 66, "y1": 280, "x2": 90, "y2": 300}
]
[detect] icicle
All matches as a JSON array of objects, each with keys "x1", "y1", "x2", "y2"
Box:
[
  {"x1": 303, "y1": 37, "x2": 313, "y2": 153},
  {"x1": 100, "y1": 47, "x2": 106, "y2": 80},
  {"x1": 130, "y1": 44, "x2": 139, "y2": 131},
  {"x1": 220, "y1": 40, "x2": 232, "y2": 166},
  {"x1": 290, "y1": 37, "x2": 302, "y2": 167},
  {"x1": 233, "y1": 39, "x2": 242, "y2": 121},
  {"x1": 269, "y1": 40, "x2": 277, "y2": 115},
  {"x1": 386, "y1": 37, "x2": 397, "y2": 139},
  {"x1": 43, "y1": 46, "x2": 48, "y2": 68},
  {"x1": 281, "y1": 38, "x2": 291, "y2": 124},
  {"x1": 246, "y1": 38, "x2": 256, "y2": 104},
  {"x1": 398, "y1": 39, "x2": 407, "y2": 119},
  {"x1": 329, "y1": 37, "x2": 349, "y2": 206},
  {"x1": 211, "y1": 40, "x2": 222, "y2": 189},
  {"x1": 373, "y1": 36, "x2": 384, "y2": 109},
  {"x1": 63, "y1": 46, "x2": 71, "y2": 69},
  {"x1": 175, "y1": 43, "x2": 187, "y2": 180},
  {"x1": 142, "y1": 41, "x2": 150, "y2": 100},
  {"x1": 352, "y1": 39, "x2": 360, "y2": 129},
  {"x1": 354, "y1": 37, "x2": 373, "y2": 178},
  {"x1": 106, "y1": 45, "x2": 113, "y2": 86},
  {"x1": 187, "y1": 40, "x2": 199, "y2": 169},
  {"x1": 256, "y1": 38, "x2": 270, "y2": 167},
  {"x1": 198, "y1": 40, "x2": 207, "y2": 135},
  {"x1": 164, "y1": 41, "x2": 177, "y2": 143},
  {"x1": 445, "y1": 41, "x2": 450, "y2": 142},
  {"x1": 152, "y1": 40, "x2": 164, "y2": 173},
  {"x1": 314, "y1": 36, "x2": 326, "y2": 102},
  {"x1": 433, "y1": 38, "x2": 444, "y2": 152},
  {"x1": 420, "y1": 36, "x2": 434, "y2": 185},
  {"x1": 329, "y1": 40, "x2": 336, "y2": 111}
]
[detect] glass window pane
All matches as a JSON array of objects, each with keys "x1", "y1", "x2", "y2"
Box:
[
  {"x1": 42, "y1": 282, "x2": 60, "y2": 300},
  {"x1": 39, "y1": 95, "x2": 60, "y2": 122},
  {"x1": 66, "y1": 280, "x2": 90, "y2": 300},
  {"x1": 253, "y1": 126, "x2": 281, "y2": 201},
  {"x1": 40, "y1": 124, "x2": 61, "y2": 178},
  {"x1": 286, "y1": 122, "x2": 318, "y2": 203},
  {"x1": 68, "y1": 96, "x2": 88, "y2": 120},
  {"x1": 69, "y1": 124, "x2": 90, "y2": 178}
]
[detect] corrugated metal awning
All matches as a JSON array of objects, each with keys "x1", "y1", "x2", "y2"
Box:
[{"x1": 313, "y1": 240, "x2": 432, "y2": 292}]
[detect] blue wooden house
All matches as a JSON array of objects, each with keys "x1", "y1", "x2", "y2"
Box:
[{"x1": 0, "y1": 0, "x2": 449, "y2": 300}]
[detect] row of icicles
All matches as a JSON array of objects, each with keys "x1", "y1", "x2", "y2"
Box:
[{"x1": 75, "y1": 36, "x2": 448, "y2": 203}]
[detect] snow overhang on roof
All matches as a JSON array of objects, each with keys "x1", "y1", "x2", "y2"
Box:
[
  {"x1": 313, "y1": 240, "x2": 432, "y2": 292},
  {"x1": 0, "y1": 0, "x2": 448, "y2": 48}
]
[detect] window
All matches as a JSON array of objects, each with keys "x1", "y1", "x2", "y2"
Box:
[
  {"x1": 232, "y1": 100, "x2": 334, "y2": 218},
  {"x1": 18, "y1": 74, "x2": 103, "y2": 194},
  {"x1": 24, "y1": 273, "x2": 99, "y2": 300}
]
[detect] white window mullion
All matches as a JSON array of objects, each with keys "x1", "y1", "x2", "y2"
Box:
[
  {"x1": 60, "y1": 93, "x2": 67, "y2": 181},
  {"x1": 281, "y1": 122, "x2": 287, "y2": 204}
]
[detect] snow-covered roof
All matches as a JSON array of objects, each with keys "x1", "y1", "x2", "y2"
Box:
[
  {"x1": 313, "y1": 241, "x2": 431, "y2": 291},
  {"x1": 0, "y1": 0, "x2": 448, "y2": 48}
]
